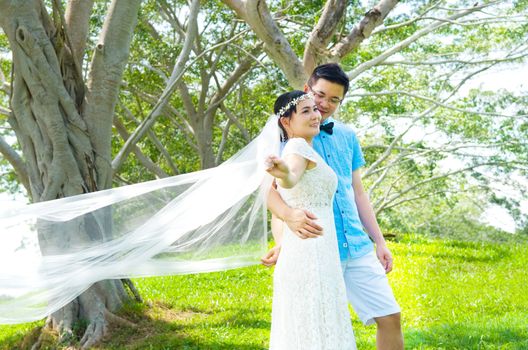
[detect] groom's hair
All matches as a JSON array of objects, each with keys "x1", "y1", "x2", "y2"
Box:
[{"x1": 308, "y1": 63, "x2": 349, "y2": 95}]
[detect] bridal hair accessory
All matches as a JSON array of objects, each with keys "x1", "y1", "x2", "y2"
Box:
[{"x1": 275, "y1": 92, "x2": 314, "y2": 118}]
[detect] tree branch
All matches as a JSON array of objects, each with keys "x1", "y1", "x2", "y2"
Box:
[
  {"x1": 363, "y1": 107, "x2": 435, "y2": 177},
  {"x1": 83, "y1": 0, "x2": 142, "y2": 190},
  {"x1": 380, "y1": 161, "x2": 509, "y2": 212},
  {"x1": 330, "y1": 0, "x2": 399, "y2": 61},
  {"x1": 378, "y1": 187, "x2": 482, "y2": 214},
  {"x1": 215, "y1": 120, "x2": 233, "y2": 164},
  {"x1": 119, "y1": 102, "x2": 180, "y2": 175},
  {"x1": 112, "y1": 0, "x2": 200, "y2": 173},
  {"x1": 220, "y1": 103, "x2": 250, "y2": 142},
  {"x1": 371, "y1": 1, "x2": 442, "y2": 35},
  {"x1": 0, "y1": 135, "x2": 30, "y2": 192},
  {"x1": 0, "y1": 105, "x2": 11, "y2": 117},
  {"x1": 380, "y1": 53, "x2": 528, "y2": 66},
  {"x1": 165, "y1": 113, "x2": 199, "y2": 152},
  {"x1": 126, "y1": 86, "x2": 198, "y2": 149},
  {"x1": 349, "y1": 91, "x2": 527, "y2": 118},
  {"x1": 303, "y1": 0, "x2": 347, "y2": 74},
  {"x1": 113, "y1": 116, "x2": 170, "y2": 178},
  {"x1": 205, "y1": 51, "x2": 256, "y2": 116},
  {"x1": 346, "y1": 2, "x2": 492, "y2": 81},
  {"x1": 221, "y1": 0, "x2": 305, "y2": 88},
  {"x1": 64, "y1": 0, "x2": 95, "y2": 67}
]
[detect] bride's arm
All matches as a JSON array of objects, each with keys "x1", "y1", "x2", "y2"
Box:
[
  {"x1": 265, "y1": 154, "x2": 308, "y2": 188},
  {"x1": 266, "y1": 155, "x2": 323, "y2": 238},
  {"x1": 261, "y1": 158, "x2": 321, "y2": 266}
]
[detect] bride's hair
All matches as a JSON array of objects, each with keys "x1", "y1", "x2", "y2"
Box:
[{"x1": 274, "y1": 90, "x2": 307, "y2": 141}]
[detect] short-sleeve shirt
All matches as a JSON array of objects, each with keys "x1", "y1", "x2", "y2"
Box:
[{"x1": 312, "y1": 117, "x2": 373, "y2": 260}]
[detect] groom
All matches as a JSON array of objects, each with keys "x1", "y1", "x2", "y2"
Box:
[{"x1": 263, "y1": 63, "x2": 404, "y2": 349}]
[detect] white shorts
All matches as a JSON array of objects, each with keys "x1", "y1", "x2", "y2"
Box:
[{"x1": 341, "y1": 251, "x2": 401, "y2": 325}]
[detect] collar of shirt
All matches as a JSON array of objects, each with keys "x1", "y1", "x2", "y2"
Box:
[{"x1": 321, "y1": 116, "x2": 335, "y2": 127}]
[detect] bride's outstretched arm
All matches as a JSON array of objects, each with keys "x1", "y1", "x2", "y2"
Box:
[{"x1": 265, "y1": 155, "x2": 300, "y2": 188}]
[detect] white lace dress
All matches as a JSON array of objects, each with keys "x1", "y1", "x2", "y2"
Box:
[{"x1": 269, "y1": 138, "x2": 356, "y2": 350}]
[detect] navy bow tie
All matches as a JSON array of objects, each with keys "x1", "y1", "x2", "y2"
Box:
[{"x1": 320, "y1": 122, "x2": 334, "y2": 135}]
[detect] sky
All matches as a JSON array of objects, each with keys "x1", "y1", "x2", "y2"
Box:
[{"x1": 462, "y1": 65, "x2": 527, "y2": 233}]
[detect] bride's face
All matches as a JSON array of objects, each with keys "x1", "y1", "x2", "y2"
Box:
[{"x1": 281, "y1": 99, "x2": 321, "y2": 141}]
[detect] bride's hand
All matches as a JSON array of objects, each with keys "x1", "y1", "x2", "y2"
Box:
[{"x1": 265, "y1": 155, "x2": 289, "y2": 180}]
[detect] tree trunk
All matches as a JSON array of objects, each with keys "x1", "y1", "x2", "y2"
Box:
[
  {"x1": 0, "y1": 0, "x2": 141, "y2": 348},
  {"x1": 196, "y1": 114, "x2": 216, "y2": 169}
]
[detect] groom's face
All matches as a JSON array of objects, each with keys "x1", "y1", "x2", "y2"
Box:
[{"x1": 305, "y1": 78, "x2": 345, "y2": 121}]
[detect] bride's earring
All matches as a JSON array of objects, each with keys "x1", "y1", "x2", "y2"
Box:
[
  {"x1": 281, "y1": 117, "x2": 292, "y2": 140},
  {"x1": 288, "y1": 124, "x2": 295, "y2": 139}
]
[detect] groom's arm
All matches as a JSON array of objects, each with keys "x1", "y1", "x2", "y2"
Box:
[
  {"x1": 261, "y1": 213, "x2": 284, "y2": 266},
  {"x1": 262, "y1": 186, "x2": 323, "y2": 266},
  {"x1": 352, "y1": 170, "x2": 394, "y2": 273},
  {"x1": 267, "y1": 186, "x2": 324, "y2": 239}
]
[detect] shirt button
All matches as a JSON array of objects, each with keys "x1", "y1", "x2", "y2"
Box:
[
  {"x1": 336, "y1": 190, "x2": 339, "y2": 193},
  {"x1": 343, "y1": 243, "x2": 348, "y2": 248},
  {"x1": 341, "y1": 210, "x2": 344, "y2": 214}
]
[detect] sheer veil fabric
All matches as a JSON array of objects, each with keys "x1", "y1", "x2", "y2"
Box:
[{"x1": 0, "y1": 116, "x2": 280, "y2": 324}]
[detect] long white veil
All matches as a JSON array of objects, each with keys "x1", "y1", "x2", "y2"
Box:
[{"x1": 0, "y1": 116, "x2": 279, "y2": 324}]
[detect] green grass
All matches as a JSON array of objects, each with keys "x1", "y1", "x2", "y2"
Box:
[{"x1": 1, "y1": 234, "x2": 527, "y2": 349}]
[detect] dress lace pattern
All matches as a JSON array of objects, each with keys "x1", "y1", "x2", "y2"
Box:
[{"x1": 269, "y1": 138, "x2": 356, "y2": 350}]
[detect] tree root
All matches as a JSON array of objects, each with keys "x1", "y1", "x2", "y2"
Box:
[
  {"x1": 78, "y1": 314, "x2": 106, "y2": 349},
  {"x1": 122, "y1": 278, "x2": 143, "y2": 302},
  {"x1": 31, "y1": 307, "x2": 138, "y2": 349},
  {"x1": 30, "y1": 282, "x2": 138, "y2": 349}
]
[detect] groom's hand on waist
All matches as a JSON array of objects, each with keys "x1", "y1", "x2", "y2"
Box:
[
  {"x1": 261, "y1": 245, "x2": 281, "y2": 266},
  {"x1": 285, "y1": 208, "x2": 323, "y2": 239}
]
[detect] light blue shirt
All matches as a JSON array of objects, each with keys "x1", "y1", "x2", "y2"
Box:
[{"x1": 312, "y1": 117, "x2": 373, "y2": 260}]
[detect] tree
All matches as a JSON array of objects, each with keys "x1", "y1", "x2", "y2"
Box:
[{"x1": 0, "y1": 0, "x2": 142, "y2": 348}]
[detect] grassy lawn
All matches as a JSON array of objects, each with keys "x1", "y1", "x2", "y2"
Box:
[{"x1": 1, "y1": 234, "x2": 527, "y2": 349}]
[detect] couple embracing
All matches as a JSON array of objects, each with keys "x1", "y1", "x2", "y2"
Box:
[{"x1": 263, "y1": 64, "x2": 404, "y2": 349}]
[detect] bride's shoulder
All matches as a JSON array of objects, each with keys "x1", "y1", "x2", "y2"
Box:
[
  {"x1": 285, "y1": 137, "x2": 310, "y2": 148},
  {"x1": 282, "y1": 138, "x2": 317, "y2": 160},
  {"x1": 282, "y1": 138, "x2": 311, "y2": 152}
]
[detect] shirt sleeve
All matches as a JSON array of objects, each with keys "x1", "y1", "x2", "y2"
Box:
[
  {"x1": 281, "y1": 138, "x2": 319, "y2": 165},
  {"x1": 351, "y1": 131, "x2": 366, "y2": 171}
]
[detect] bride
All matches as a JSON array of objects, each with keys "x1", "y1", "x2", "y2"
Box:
[
  {"x1": 265, "y1": 90, "x2": 356, "y2": 349},
  {"x1": 0, "y1": 90, "x2": 354, "y2": 350}
]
